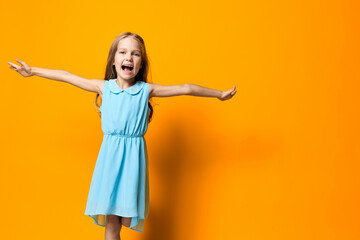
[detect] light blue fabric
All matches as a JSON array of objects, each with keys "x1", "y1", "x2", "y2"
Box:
[{"x1": 84, "y1": 79, "x2": 150, "y2": 232}]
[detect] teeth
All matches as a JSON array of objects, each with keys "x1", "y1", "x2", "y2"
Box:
[{"x1": 122, "y1": 65, "x2": 133, "y2": 71}]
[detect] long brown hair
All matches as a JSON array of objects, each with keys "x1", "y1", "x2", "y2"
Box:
[{"x1": 94, "y1": 32, "x2": 154, "y2": 123}]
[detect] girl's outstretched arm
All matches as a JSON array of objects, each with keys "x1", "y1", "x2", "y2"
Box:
[
  {"x1": 149, "y1": 83, "x2": 237, "y2": 101},
  {"x1": 7, "y1": 59, "x2": 104, "y2": 95}
]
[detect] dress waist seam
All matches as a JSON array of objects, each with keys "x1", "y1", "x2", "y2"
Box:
[{"x1": 104, "y1": 132, "x2": 144, "y2": 138}]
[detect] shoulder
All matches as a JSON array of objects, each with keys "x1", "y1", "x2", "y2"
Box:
[
  {"x1": 148, "y1": 82, "x2": 155, "y2": 98},
  {"x1": 92, "y1": 79, "x2": 107, "y2": 96}
]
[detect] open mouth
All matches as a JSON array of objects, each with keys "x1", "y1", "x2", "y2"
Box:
[{"x1": 121, "y1": 65, "x2": 134, "y2": 74}]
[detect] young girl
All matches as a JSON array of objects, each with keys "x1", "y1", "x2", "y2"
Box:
[{"x1": 7, "y1": 32, "x2": 236, "y2": 239}]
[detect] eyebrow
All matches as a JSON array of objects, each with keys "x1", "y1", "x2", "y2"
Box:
[{"x1": 118, "y1": 48, "x2": 141, "y2": 52}]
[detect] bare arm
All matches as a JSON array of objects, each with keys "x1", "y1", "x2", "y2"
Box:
[
  {"x1": 149, "y1": 83, "x2": 237, "y2": 101},
  {"x1": 8, "y1": 59, "x2": 104, "y2": 94},
  {"x1": 31, "y1": 67, "x2": 103, "y2": 93},
  {"x1": 187, "y1": 84, "x2": 223, "y2": 98},
  {"x1": 149, "y1": 83, "x2": 189, "y2": 98}
]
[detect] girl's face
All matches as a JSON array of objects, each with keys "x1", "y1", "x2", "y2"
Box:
[{"x1": 113, "y1": 37, "x2": 142, "y2": 82}]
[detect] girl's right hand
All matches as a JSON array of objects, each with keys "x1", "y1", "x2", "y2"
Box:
[{"x1": 7, "y1": 59, "x2": 33, "y2": 77}]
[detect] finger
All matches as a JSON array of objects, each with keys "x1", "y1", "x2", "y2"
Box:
[
  {"x1": 7, "y1": 62, "x2": 19, "y2": 68},
  {"x1": 16, "y1": 58, "x2": 24, "y2": 65},
  {"x1": 9, "y1": 66, "x2": 17, "y2": 71}
]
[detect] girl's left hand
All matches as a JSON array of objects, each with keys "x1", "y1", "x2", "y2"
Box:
[{"x1": 217, "y1": 85, "x2": 237, "y2": 101}]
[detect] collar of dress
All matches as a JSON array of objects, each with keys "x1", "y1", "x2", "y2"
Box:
[{"x1": 109, "y1": 79, "x2": 144, "y2": 95}]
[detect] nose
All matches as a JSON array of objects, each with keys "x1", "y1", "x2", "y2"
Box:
[{"x1": 125, "y1": 53, "x2": 133, "y2": 61}]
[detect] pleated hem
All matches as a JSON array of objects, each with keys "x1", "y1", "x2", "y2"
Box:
[{"x1": 85, "y1": 212, "x2": 146, "y2": 233}]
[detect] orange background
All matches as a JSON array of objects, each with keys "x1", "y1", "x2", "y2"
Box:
[{"x1": 1, "y1": 0, "x2": 359, "y2": 239}]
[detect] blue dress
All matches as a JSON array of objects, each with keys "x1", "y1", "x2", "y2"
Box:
[{"x1": 84, "y1": 79, "x2": 150, "y2": 233}]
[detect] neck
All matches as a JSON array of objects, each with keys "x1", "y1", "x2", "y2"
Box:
[{"x1": 116, "y1": 78, "x2": 136, "y2": 90}]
